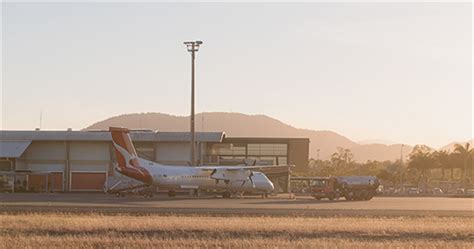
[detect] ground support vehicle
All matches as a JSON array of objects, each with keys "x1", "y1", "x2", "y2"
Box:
[{"x1": 310, "y1": 176, "x2": 379, "y2": 201}]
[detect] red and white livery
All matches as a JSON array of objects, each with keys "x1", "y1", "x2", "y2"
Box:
[{"x1": 110, "y1": 127, "x2": 280, "y2": 197}]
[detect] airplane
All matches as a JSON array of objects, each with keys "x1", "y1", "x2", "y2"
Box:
[{"x1": 109, "y1": 127, "x2": 290, "y2": 198}]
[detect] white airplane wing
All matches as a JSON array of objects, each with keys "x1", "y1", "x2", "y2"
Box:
[
  {"x1": 196, "y1": 165, "x2": 294, "y2": 171},
  {"x1": 197, "y1": 165, "x2": 294, "y2": 187}
]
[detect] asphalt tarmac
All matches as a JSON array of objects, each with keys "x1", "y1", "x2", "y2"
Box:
[{"x1": 1, "y1": 193, "x2": 472, "y2": 217}]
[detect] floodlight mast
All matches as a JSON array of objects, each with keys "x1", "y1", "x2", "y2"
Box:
[{"x1": 184, "y1": 41, "x2": 202, "y2": 166}]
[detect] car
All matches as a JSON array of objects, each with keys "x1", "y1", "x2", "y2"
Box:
[
  {"x1": 432, "y1": 187, "x2": 443, "y2": 195},
  {"x1": 377, "y1": 185, "x2": 384, "y2": 194},
  {"x1": 465, "y1": 189, "x2": 474, "y2": 197},
  {"x1": 408, "y1": 187, "x2": 420, "y2": 195},
  {"x1": 455, "y1": 188, "x2": 465, "y2": 195}
]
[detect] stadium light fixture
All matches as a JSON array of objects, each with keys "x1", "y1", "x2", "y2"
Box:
[{"x1": 184, "y1": 40, "x2": 203, "y2": 166}]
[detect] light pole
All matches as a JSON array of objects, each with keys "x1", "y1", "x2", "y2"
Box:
[
  {"x1": 400, "y1": 144, "x2": 404, "y2": 187},
  {"x1": 184, "y1": 40, "x2": 203, "y2": 166}
]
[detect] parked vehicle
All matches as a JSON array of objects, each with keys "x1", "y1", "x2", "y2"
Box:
[
  {"x1": 408, "y1": 187, "x2": 420, "y2": 195},
  {"x1": 465, "y1": 189, "x2": 474, "y2": 197},
  {"x1": 310, "y1": 176, "x2": 379, "y2": 201},
  {"x1": 384, "y1": 187, "x2": 395, "y2": 195},
  {"x1": 432, "y1": 187, "x2": 444, "y2": 195}
]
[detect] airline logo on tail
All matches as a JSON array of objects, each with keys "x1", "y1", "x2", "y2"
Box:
[
  {"x1": 111, "y1": 140, "x2": 139, "y2": 169},
  {"x1": 109, "y1": 127, "x2": 153, "y2": 184}
]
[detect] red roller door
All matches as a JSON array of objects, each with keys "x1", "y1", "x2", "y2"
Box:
[
  {"x1": 28, "y1": 174, "x2": 45, "y2": 192},
  {"x1": 28, "y1": 173, "x2": 63, "y2": 192},
  {"x1": 71, "y1": 172, "x2": 106, "y2": 191}
]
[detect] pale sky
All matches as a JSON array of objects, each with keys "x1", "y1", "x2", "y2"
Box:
[{"x1": 1, "y1": 2, "x2": 472, "y2": 148}]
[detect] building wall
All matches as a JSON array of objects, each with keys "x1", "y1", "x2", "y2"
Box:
[
  {"x1": 288, "y1": 139, "x2": 310, "y2": 172},
  {"x1": 20, "y1": 141, "x2": 66, "y2": 172},
  {"x1": 69, "y1": 142, "x2": 110, "y2": 161},
  {"x1": 18, "y1": 141, "x2": 111, "y2": 192},
  {"x1": 155, "y1": 142, "x2": 191, "y2": 165},
  {"x1": 69, "y1": 142, "x2": 110, "y2": 191}
]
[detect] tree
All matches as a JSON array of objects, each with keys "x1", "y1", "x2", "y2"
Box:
[
  {"x1": 448, "y1": 153, "x2": 463, "y2": 180},
  {"x1": 377, "y1": 169, "x2": 396, "y2": 184},
  {"x1": 453, "y1": 143, "x2": 473, "y2": 183},
  {"x1": 408, "y1": 145, "x2": 435, "y2": 186},
  {"x1": 330, "y1": 147, "x2": 354, "y2": 168},
  {"x1": 432, "y1": 150, "x2": 450, "y2": 180}
]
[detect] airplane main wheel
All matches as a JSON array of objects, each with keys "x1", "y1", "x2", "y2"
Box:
[
  {"x1": 360, "y1": 190, "x2": 368, "y2": 200},
  {"x1": 168, "y1": 190, "x2": 176, "y2": 197},
  {"x1": 353, "y1": 191, "x2": 362, "y2": 200},
  {"x1": 222, "y1": 191, "x2": 232, "y2": 198},
  {"x1": 366, "y1": 191, "x2": 375, "y2": 200}
]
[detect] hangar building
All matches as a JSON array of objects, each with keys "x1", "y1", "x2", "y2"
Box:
[{"x1": 0, "y1": 130, "x2": 309, "y2": 193}]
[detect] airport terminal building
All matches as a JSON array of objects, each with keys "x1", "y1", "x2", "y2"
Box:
[{"x1": 0, "y1": 130, "x2": 309, "y2": 193}]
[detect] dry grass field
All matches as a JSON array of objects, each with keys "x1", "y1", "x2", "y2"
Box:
[{"x1": 1, "y1": 213, "x2": 473, "y2": 248}]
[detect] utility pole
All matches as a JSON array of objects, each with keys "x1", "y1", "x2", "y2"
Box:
[
  {"x1": 184, "y1": 41, "x2": 203, "y2": 166},
  {"x1": 400, "y1": 144, "x2": 404, "y2": 187}
]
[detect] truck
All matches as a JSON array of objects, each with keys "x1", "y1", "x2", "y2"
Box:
[{"x1": 310, "y1": 176, "x2": 379, "y2": 201}]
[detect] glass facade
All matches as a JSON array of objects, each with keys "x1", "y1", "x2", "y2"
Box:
[
  {"x1": 206, "y1": 143, "x2": 289, "y2": 166},
  {"x1": 209, "y1": 143, "x2": 246, "y2": 156},
  {"x1": 247, "y1": 144, "x2": 287, "y2": 156}
]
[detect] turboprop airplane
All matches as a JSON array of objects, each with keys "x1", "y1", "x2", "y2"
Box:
[{"x1": 109, "y1": 127, "x2": 289, "y2": 198}]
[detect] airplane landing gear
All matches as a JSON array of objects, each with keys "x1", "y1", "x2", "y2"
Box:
[
  {"x1": 222, "y1": 191, "x2": 232, "y2": 198},
  {"x1": 190, "y1": 189, "x2": 200, "y2": 197}
]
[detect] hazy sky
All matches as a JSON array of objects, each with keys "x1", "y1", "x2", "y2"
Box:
[{"x1": 1, "y1": 2, "x2": 472, "y2": 148}]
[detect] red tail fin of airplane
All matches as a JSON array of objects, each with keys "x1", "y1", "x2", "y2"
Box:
[
  {"x1": 109, "y1": 127, "x2": 139, "y2": 168},
  {"x1": 109, "y1": 127, "x2": 152, "y2": 184}
]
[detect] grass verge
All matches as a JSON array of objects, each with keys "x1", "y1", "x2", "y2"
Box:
[{"x1": 1, "y1": 213, "x2": 472, "y2": 248}]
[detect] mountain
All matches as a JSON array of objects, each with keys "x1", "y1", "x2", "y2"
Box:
[
  {"x1": 357, "y1": 139, "x2": 397, "y2": 145},
  {"x1": 85, "y1": 112, "x2": 409, "y2": 162},
  {"x1": 349, "y1": 143, "x2": 412, "y2": 162},
  {"x1": 439, "y1": 139, "x2": 474, "y2": 152}
]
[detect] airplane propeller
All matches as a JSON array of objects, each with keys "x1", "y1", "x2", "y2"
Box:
[
  {"x1": 211, "y1": 169, "x2": 219, "y2": 185},
  {"x1": 211, "y1": 168, "x2": 254, "y2": 188},
  {"x1": 241, "y1": 171, "x2": 255, "y2": 188}
]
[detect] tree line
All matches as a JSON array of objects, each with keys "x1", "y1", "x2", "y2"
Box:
[{"x1": 305, "y1": 143, "x2": 473, "y2": 187}]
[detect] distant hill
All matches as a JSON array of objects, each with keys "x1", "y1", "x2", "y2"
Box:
[
  {"x1": 439, "y1": 139, "x2": 474, "y2": 152},
  {"x1": 357, "y1": 139, "x2": 397, "y2": 145},
  {"x1": 349, "y1": 143, "x2": 412, "y2": 162},
  {"x1": 85, "y1": 112, "x2": 412, "y2": 162}
]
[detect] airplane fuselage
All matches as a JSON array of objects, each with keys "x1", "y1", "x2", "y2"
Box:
[
  {"x1": 109, "y1": 126, "x2": 277, "y2": 195},
  {"x1": 119, "y1": 158, "x2": 275, "y2": 192}
]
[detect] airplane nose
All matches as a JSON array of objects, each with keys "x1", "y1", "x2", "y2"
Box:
[{"x1": 267, "y1": 180, "x2": 274, "y2": 192}]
